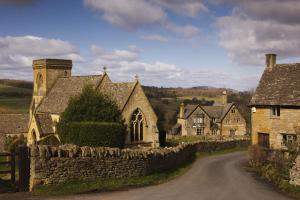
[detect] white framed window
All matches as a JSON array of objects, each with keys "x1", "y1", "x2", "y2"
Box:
[
  {"x1": 282, "y1": 133, "x2": 296, "y2": 147},
  {"x1": 196, "y1": 128, "x2": 203, "y2": 135},
  {"x1": 212, "y1": 129, "x2": 217, "y2": 135}
]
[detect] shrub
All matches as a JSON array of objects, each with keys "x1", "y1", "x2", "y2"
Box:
[
  {"x1": 248, "y1": 145, "x2": 297, "y2": 189},
  {"x1": 59, "y1": 122, "x2": 126, "y2": 147},
  {"x1": 57, "y1": 85, "x2": 127, "y2": 148}
]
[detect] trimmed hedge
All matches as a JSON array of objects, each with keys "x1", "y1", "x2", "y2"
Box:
[{"x1": 59, "y1": 122, "x2": 126, "y2": 148}]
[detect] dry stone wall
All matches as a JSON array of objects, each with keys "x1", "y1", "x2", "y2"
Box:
[
  {"x1": 29, "y1": 139, "x2": 250, "y2": 191},
  {"x1": 30, "y1": 143, "x2": 196, "y2": 191},
  {"x1": 290, "y1": 155, "x2": 300, "y2": 186}
]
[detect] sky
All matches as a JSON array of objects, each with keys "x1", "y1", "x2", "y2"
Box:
[{"x1": 0, "y1": 0, "x2": 300, "y2": 91}]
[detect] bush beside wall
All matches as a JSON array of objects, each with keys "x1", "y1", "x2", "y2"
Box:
[{"x1": 59, "y1": 122, "x2": 126, "y2": 148}]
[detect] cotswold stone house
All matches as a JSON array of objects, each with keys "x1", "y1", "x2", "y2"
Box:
[
  {"x1": 250, "y1": 54, "x2": 300, "y2": 149},
  {"x1": 27, "y1": 59, "x2": 158, "y2": 146},
  {"x1": 174, "y1": 91, "x2": 246, "y2": 137},
  {"x1": 0, "y1": 114, "x2": 29, "y2": 151}
]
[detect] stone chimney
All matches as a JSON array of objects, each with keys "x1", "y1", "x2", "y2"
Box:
[
  {"x1": 265, "y1": 54, "x2": 276, "y2": 69},
  {"x1": 222, "y1": 91, "x2": 227, "y2": 105},
  {"x1": 179, "y1": 103, "x2": 185, "y2": 119}
]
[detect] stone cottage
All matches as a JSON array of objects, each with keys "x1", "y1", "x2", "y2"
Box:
[
  {"x1": 174, "y1": 91, "x2": 246, "y2": 137},
  {"x1": 250, "y1": 54, "x2": 300, "y2": 149},
  {"x1": 27, "y1": 59, "x2": 158, "y2": 146},
  {"x1": 0, "y1": 114, "x2": 29, "y2": 151}
]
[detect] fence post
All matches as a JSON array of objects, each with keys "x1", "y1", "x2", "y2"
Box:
[
  {"x1": 19, "y1": 145, "x2": 30, "y2": 192},
  {"x1": 10, "y1": 149, "x2": 15, "y2": 185}
]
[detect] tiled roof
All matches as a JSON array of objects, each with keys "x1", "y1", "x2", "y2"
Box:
[
  {"x1": 202, "y1": 106, "x2": 224, "y2": 118},
  {"x1": 35, "y1": 113, "x2": 54, "y2": 136},
  {"x1": 37, "y1": 75, "x2": 103, "y2": 114},
  {"x1": 183, "y1": 103, "x2": 234, "y2": 122},
  {"x1": 183, "y1": 104, "x2": 198, "y2": 119},
  {"x1": 0, "y1": 114, "x2": 29, "y2": 135},
  {"x1": 99, "y1": 81, "x2": 136, "y2": 110},
  {"x1": 250, "y1": 64, "x2": 300, "y2": 106}
]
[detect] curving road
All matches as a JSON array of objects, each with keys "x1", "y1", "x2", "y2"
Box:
[{"x1": 0, "y1": 151, "x2": 292, "y2": 200}]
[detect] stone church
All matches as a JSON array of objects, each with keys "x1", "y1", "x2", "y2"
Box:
[
  {"x1": 27, "y1": 59, "x2": 159, "y2": 146},
  {"x1": 174, "y1": 91, "x2": 246, "y2": 137}
]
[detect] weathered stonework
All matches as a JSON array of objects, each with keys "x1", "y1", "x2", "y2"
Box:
[
  {"x1": 176, "y1": 104, "x2": 246, "y2": 137},
  {"x1": 251, "y1": 108, "x2": 300, "y2": 149},
  {"x1": 290, "y1": 155, "x2": 300, "y2": 186},
  {"x1": 27, "y1": 59, "x2": 159, "y2": 146},
  {"x1": 29, "y1": 139, "x2": 250, "y2": 191}
]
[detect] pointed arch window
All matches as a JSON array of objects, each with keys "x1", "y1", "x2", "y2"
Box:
[
  {"x1": 36, "y1": 73, "x2": 43, "y2": 95},
  {"x1": 130, "y1": 109, "x2": 144, "y2": 142}
]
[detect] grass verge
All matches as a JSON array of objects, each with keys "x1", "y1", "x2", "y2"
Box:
[
  {"x1": 196, "y1": 147, "x2": 248, "y2": 159},
  {"x1": 248, "y1": 165, "x2": 300, "y2": 200}
]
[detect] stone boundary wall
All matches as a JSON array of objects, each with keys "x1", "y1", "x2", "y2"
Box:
[
  {"x1": 29, "y1": 143, "x2": 196, "y2": 191},
  {"x1": 290, "y1": 155, "x2": 300, "y2": 186},
  {"x1": 30, "y1": 139, "x2": 250, "y2": 191}
]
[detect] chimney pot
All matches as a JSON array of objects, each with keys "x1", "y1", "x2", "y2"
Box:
[{"x1": 265, "y1": 54, "x2": 276, "y2": 69}]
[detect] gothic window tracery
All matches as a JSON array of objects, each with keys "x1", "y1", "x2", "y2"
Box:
[{"x1": 130, "y1": 109, "x2": 144, "y2": 142}]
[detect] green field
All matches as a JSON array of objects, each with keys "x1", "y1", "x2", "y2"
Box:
[
  {"x1": 0, "y1": 84, "x2": 32, "y2": 95},
  {"x1": 0, "y1": 83, "x2": 32, "y2": 113},
  {"x1": 0, "y1": 97, "x2": 31, "y2": 113},
  {"x1": 176, "y1": 95, "x2": 222, "y2": 103}
]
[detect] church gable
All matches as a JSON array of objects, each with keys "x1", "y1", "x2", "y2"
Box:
[{"x1": 121, "y1": 82, "x2": 158, "y2": 144}]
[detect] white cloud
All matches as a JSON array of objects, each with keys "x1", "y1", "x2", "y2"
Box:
[
  {"x1": 84, "y1": 0, "x2": 167, "y2": 29},
  {"x1": 0, "y1": 35, "x2": 82, "y2": 79},
  {"x1": 141, "y1": 34, "x2": 168, "y2": 42},
  {"x1": 154, "y1": 0, "x2": 208, "y2": 17},
  {"x1": 81, "y1": 45, "x2": 256, "y2": 90},
  {"x1": 83, "y1": 0, "x2": 203, "y2": 38},
  {"x1": 0, "y1": 36, "x2": 257, "y2": 90},
  {"x1": 215, "y1": 0, "x2": 300, "y2": 65}
]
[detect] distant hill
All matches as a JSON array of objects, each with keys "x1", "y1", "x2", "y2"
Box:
[
  {"x1": 0, "y1": 79, "x2": 252, "y2": 133},
  {"x1": 0, "y1": 79, "x2": 33, "y2": 114},
  {"x1": 0, "y1": 79, "x2": 33, "y2": 89},
  {"x1": 143, "y1": 86, "x2": 236, "y2": 99}
]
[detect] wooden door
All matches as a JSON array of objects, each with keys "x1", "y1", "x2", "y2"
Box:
[{"x1": 258, "y1": 133, "x2": 269, "y2": 148}]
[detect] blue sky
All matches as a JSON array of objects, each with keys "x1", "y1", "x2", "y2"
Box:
[{"x1": 0, "y1": 0, "x2": 299, "y2": 91}]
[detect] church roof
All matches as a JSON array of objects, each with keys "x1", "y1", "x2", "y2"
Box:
[
  {"x1": 250, "y1": 63, "x2": 300, "y2": 106},
  {"x1": 37, "y1": 75, "x2": 103, "y2": 114},
  {"x1": 0, "y1": 114, "x2": 29, "y2": 135},
  {"x1": 35, "y1": 113, "x2": 54, "y2": 136},
  {"x1": 36, "y1": 74, "x2": 137, "y2": 114},
  {"x1": 99, "y1": 81, "x2": 137, "y2": 110}
]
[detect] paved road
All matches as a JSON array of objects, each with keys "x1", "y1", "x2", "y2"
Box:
[{"x1": 0, "y1": 151, "x2": 292, "y2": 200}]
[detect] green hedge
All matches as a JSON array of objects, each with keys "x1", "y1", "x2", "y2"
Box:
[{"x1": 59, "y1": 122, "x2": 126, "y2": 148}]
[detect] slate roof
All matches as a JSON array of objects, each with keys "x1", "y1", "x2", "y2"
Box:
[
  {"x1": 0, "y1": 114, "x2": 29, "y2": 135},
  {"x1": 183, "y1": 103, "x2": 234, "y2": 122},
  {"x1": 37, "y1": 75, "x2": 137, "y2": 114},
  {"x1": 250, "y1": 64, "x2": 300, "y2": 106},
  {"x1": 35, "y1": 113, "x2": 54, "y2": 136},
  {"x1": 37, "y1": 75, "x2": 103, "y2": 114},
  {"x1": 99, "y1": 81, "x2": 136, "y2": 110}
]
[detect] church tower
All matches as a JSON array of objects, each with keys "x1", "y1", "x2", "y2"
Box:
[{"x1": 32, "y1": 59, "x2": 72, "y2": 108}]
